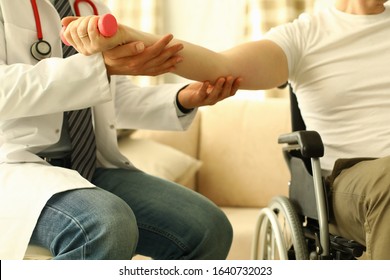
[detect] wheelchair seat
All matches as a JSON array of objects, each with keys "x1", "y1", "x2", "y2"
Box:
[{"x1": 251, "y1": 84, "x2": 365, "y2": 260}]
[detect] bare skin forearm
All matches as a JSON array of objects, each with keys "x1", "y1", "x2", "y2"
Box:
[
  {"x1": 120, "y1": 26, "x2": 233, "y2": 84},
  {"x1": 121, "y1": 26, "x2": 288, "y2": 89},
  {"x1": 62, "y1": 17, "x2": 288, "y2": 89}
]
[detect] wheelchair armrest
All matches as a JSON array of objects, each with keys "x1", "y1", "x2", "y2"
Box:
[{"x1": 278, "y1": 131, "x2": 324, "y2": 158}]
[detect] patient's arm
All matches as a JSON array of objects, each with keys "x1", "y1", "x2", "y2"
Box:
[{"x1": 61, "y1": 16, "x2": 288, "y2": 90}]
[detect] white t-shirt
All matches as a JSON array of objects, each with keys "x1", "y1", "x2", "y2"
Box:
[{"x1": 265, "y1": 6, "x2": 390, "y2": 171}]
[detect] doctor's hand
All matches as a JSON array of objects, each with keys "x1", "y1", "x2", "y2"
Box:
[
  {"x1": 103, "y1": 34, "x2": 183, "y2": 76},
  {"x1": 61, "y1": 16, "x2": 183, "y2": 76},
  {"x1": 178, "y1": 76, "x2": 242, "y2": 110}
]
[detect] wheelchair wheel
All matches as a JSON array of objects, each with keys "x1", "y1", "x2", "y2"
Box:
[{"x1": 252, "y1": 196, "x2": 308, "y2": 260}]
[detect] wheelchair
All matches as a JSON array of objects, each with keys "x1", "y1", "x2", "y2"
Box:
[{"x1": 251, "y1": 84, "x2": 366, "y2": 260}]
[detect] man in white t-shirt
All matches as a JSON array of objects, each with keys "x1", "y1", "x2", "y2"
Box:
[{"x1": 63, "y1": 0, "x2": 390, "y2": 259}]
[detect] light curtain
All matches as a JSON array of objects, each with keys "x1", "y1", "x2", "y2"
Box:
[
  {"x1": 102, "y1": 0, "x2": 162, "y2": 33},
  {"x1": 102, "y1": 0, "x2": 163, "y2": 86},
  {"x1": 102, "y1": 0, "x2": 315, "y2": 90},
  {"x1": 245, "y1": 0, "x2": 315, "y2": 97},
  {"x1": 259, "y1": 0, "x2": 314, "y2": 33}
]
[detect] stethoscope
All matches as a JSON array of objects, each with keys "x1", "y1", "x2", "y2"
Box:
[{"x1": 30, "y1": 0, "x2": 99, "y2": 61}]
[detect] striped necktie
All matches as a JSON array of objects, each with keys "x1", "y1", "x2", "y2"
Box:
[{"x1": 55, "y1": 0, "x2": 97, "y2": 181}]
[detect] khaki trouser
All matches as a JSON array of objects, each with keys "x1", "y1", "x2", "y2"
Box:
[{"x1": 327, "y1": 156, "x2": 390, "y2": 260}]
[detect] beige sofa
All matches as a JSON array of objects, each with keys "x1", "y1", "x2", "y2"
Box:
[
  {"x1": 118, "y1": 96, "x2": 291, "y2": 260},
  {"x1": 24, "y1": 95, "x2": 291, "y2": 260}
]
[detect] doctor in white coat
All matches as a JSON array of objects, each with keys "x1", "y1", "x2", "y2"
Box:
[{"x1": 0, "y1": 0, "x2": 239, "y2": 259}]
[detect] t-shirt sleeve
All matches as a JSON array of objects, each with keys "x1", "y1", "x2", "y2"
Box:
[{"x1": 263, "y1": 13, "x2": 311, "y2": 81}]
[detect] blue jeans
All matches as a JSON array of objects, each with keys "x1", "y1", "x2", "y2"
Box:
[{"x1": 29, "y1": 168, "x2": 233, "y2": 260}]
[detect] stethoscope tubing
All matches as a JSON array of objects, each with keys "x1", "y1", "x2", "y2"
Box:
[
  {"x1": 29, "y1": 0, "x2": 99, "y2": 60},
  {"x1": 30, "y1": 0, "x2": 44, "y2": 40},
  {"x1": 74, "y1": 0, "x2": 98, "y2": 17}
]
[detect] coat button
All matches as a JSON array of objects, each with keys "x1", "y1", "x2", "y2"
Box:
[{"x1": 109, "y1": 124, "x2": 115, "y2": 129}]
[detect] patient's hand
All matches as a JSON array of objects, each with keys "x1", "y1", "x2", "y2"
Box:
[
  {"x1": 61, "y1": 16, "x2": 126, "y2": 53},
  {"x1": 61, "y1": 16, "x2": 183, "y2": 76}
]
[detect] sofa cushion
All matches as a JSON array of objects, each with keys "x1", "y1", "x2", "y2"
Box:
[
  {"x1": 131, "y1": 113, "x2": 200, "y2": 159},
  {"x1": 118, "y1": 138, "x2": 202, "y2": 189},
  {"x1": 24, "y1": 245, "x2": 51, "y2": 260},
  {"x1": 221, "y1": 207, "x2": 262, "y2": 260},
  {"x1": 197, "y1": 97, "x2": 291, "y2": 207},
  {"x1": 130, "y1": 113, "x2": 201, "y2": 189}
]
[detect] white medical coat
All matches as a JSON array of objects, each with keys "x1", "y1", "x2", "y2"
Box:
[{"x1": 0, "y1": 0, "x2": 195, "y2": 259}]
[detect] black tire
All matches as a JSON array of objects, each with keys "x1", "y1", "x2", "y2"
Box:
[{"x1": 252, "y1": 196, "x2": 308, "y2": 260}]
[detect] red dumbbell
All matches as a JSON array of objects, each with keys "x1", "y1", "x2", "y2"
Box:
[{"x1": 60, "y1": 13, "x2": 118, "y2": 46}]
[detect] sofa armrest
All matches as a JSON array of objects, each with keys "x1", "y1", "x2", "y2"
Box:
[{"x1": 197, "y1": 97, "x2": 291, "y2": 208}]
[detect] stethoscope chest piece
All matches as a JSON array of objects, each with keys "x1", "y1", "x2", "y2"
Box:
[
  {"x1": 29, "y1": 0, "x2": 99, "y2": 61},
  {"x1": 31, "y1": 39, "x2": 52, "y2": 61}
]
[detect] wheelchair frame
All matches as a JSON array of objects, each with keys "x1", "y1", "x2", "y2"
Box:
[{"x1": 251, "y1": 85, "x2": 365, "y2": 260}]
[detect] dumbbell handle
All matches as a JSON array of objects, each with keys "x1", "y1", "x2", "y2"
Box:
[{"x1": 61, "y1": 14, "x2": 118, "y2": 46}]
